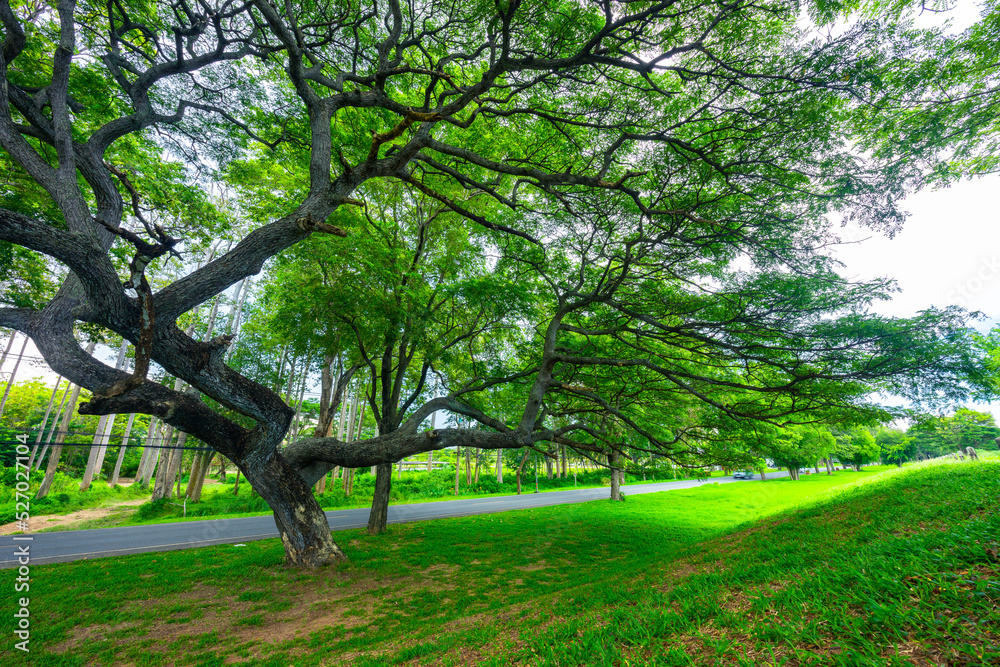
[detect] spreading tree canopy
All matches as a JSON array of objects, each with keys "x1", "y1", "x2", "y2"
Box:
[{"x1": 0, "y1": 0, "x2": 991, "y2": 566}]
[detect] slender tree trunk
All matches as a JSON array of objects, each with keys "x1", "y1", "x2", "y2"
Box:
[
  {"x1": 427, "y1": 411, "x2": 436, "y2": 473},
  {"x1": 33, "y1": 379, "x2": 73, "y2": 472},
  {"x1": 152, "y1": 428, "x2": 181, "y2": 500},
  {"x1": 187, "y1": 452, "x2": 215, "y2": 502},
  {"x1": 185, "y1": 451, "x2": 205, "y2": 498},
  {"x1": 172, "y1": 432, "x2": 190, "y2": 498},
  {"x1": 233, "y1": 468, "x2": 241, "y2": 495},
  {"x1": 109, "y1": 412, "x2": 137, "y2": 486},
  {"x1": 454, "y1": 445, "x2": 461, "y2": 495},
  {"x1": 80, "y1": 414, "x2": 109, "y2": 491},
  {"x1": 516, "y1": 451, "x2": 529, "y2": 495},
  {"x1": 561, "y1": 445, "x2": 567, "y2": 479},
  {"x1": 133, "y1": 418, "x2": 157, "y2": 487},
  {"x1": 367, "y1": 462, "x2": 393, "y2": 535},
  {"x1": 81, "y1": 341, "x2": 129, "y2": 489},
  {"x1": 35, "y1": 383, "x2": 83, "y2": 499},
  {"x1": 474, "y1": 448, "x2": 481, "y2": 485},
  {"x1": 0, "y1": 334, "x2": 29, "y2": 420},
  {"x1": 465, "y1": 447, "x2": 471, "y2": 486},
  {"x1": 28, "y1": 377, "x2": 63, "y2": 471},
  {"x1": 545, "y1": 451, "x2": 553, "y2": 479},
  {"x1": 610, "y1": 449, "x2": 622, "y2": 501},
  {"x1": 0, "y1": 331, "x2": 16, "y2": 373},
  {"x1": 496, "y1": 449, "x2": 503, "y2": 483},
  {"x1": 139, "y1": 421, "x2": 166, "y2": 488}
]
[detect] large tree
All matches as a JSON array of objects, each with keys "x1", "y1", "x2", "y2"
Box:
[{"x1": 0, "y1": 0, "x2": 988, "y2": 566}]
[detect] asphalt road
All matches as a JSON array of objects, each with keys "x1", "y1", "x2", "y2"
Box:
[{"x1": 0, "y1": 472, "x2": 788, "y2": 568}]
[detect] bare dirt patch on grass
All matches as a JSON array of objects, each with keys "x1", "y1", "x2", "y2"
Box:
[{"x1": 0, "y1": 497, "x2": 148, "y2": 535}]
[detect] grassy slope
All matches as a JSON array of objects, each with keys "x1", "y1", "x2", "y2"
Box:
[{"x1": 4, "y1": 461, "x2": 998, "y2": 666}]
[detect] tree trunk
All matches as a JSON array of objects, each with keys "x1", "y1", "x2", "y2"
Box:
[
  {"x1": 0, "y1": 333, "x2": 29, "y2": 420},
  {"x1": 239, "y1": 453, "x2": 346, "y2": 567},
  {"x1": 80, "y1": 414, "x2": 108, "y2": 491},
  {"x1": 454, "y1": 445, "x2": 461, "y2": 495},
  {"x1": 465, "y1": 446, "x2": 471, "y2": 486},
  {"x1": 561, "y1": 445, "x2": 567, "y2": 479},
  {"x1": 367, "y1": 462, "x2": 393, "y2": 535},
  {"x1": 788, "y1": 467, "x2": 799, "y2": 481},
  {"x1": 545, "y1": 451, "x2": 553, "y2": 479},
  {"x1": 175, "y1": 435, "x2": 188, "y2": 498},
  {"x1": 496, "y1": 449, "x2": 503, "y2": 483},
  {"x1": 0, "y1": 331, "x2": 16, "y2": 374},
  {"x1": 152, "y1": 429, "x2": 186, "y2": 500},
  {"x1": 610, "y1": 449, "x2": 622, "y2": 501},
  {"x1": 185, "y1": 451, "x2": 205, "y2": 499},
  {"x1": 516, "y1": 451, "x2": 529, "y2": 495},
  {"x1": 109, "y1": 412, "x2": 137, "y2": 486},
  {"x1": 150, "y1": 425, "x2": 175, "y2": 497},
  {"x1": 36, "y1": 383, "x2": 84, "y2": 499},
  {"x1": 474, "y1": 448, "x2": 481, "y2": 484},
  {"x1": 28, "y1": 377, "x2": 62, "y2": 471},
  {"x1": 81, "y1": 413, "x2": 118, "y2": 491},
  {"x1": 33, "y1": 379, "x2": 74, "y2": 472},
  {"x1": 187, "y1": 452, "x2": 215, "y2": 502},
  {"x1": 139, "y1": 421, "x2": 167, "y2": 488}
]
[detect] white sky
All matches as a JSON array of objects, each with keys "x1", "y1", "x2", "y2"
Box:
[
  {"x1": 832, "y1": 176, "x2": 1000, "y2": 324},
  {"x1": 2, "y1": 0, "x2": 997, "y2": 422}
]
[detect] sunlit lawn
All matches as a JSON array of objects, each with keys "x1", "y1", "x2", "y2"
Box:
[{"x1": 5, "y1": 461, "x2": 997, "y2": 666}]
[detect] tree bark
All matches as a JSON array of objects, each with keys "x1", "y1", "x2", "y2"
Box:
[
  {"x1": 109, "y1": 412, "x2": 137, "y2": 486},
  {"x1": 454, "y1": 445, "x2": 461, "y2": 495},
  {"x1": 367, "y1": 462, "x2": 392, "y2": 534},
  {"x1": 239, "y1": 452, "x2": 346, "y2": 567},
  {"x1": 496, "y1": 448, "x2": 503, "y2": 483},
  {"x1": 187, "y1": 451, "x2": 215, "y2": 502},
  {"x1": 80, "y1": 414, "x2": 108, "y2": 491},
  {"x1": 132, "y1": 418, "x2": 157, "y2": 487},
  {"x1": 33, "y1": 379, "x2": 73, "y2": 472},
  {"x1": 28, "y1": 376, "x2": 62, "y2": 470},
  {"x1": 516, "y1": 451, "x2": 529, "y2": 495},
  {"x1": 610, "y1": 448, "x2": 622, "y2": 501},
  {"x1": 36, "y1": 382, "x2": 83, "y2": 499}
]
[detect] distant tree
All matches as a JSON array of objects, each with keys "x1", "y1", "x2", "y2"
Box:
[
  {"x1": 905, "y1": 408, "x2": 1000, "y2": 459},
  {"x1": 875, "y1": 427, "x2": 913, "y2": 467},
  {"x1": 835, "y1": 428, "x2": 880, "y2": 471}
]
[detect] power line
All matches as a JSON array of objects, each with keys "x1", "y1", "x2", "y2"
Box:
[{"x1": 0, "y1": 439, "x2": 213, "y2": 452}]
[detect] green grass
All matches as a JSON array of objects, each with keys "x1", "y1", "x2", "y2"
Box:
[
  {"x1": 0, "y1": 470, "x2": 149, "y2": 525},
  {"x1": 47, "y1": 466, "x2": 735, "y2": 531},
  {"x1": 4, "y1": 461, "x2": 997, "y2": 666}
]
